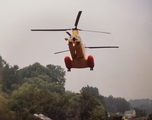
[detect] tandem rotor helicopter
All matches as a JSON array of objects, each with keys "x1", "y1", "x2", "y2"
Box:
[{"x1": 31, "y1": 11, "x2": 119, "y2": 71}]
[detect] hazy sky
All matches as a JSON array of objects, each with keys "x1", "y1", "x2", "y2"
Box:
[{"x1": 0, "y1": 0, "x2": 152, "y2": 100}]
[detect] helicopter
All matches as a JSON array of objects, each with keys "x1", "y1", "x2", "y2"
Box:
[{"x1": 31, "y1": 11, "x2": 119, "y2": 71}]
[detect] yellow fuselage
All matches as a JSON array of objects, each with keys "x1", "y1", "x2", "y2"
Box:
[{"x1": 68, "y1": 30, "x2": 88, "y2": 68}]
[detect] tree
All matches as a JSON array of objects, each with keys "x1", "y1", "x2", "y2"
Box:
[
  {"x1": 0, "y1": 56, "x2": 7, "y2": 84},
  {"x1": 80, "y1": 91, "x2": 106, "y2": 120},
  {"x1": 2, "y1": 64, "x2": 22, "y2": 93},
  {"x1": 19, "y1": 63, "x2": 66, "y2": 85},
  {"x1": 80, "y1": 85, "x2": 107, "y2": 119},
  {"x1": 134, "y1": 107, "x2": 147, "y2": 117},
  {"x1": 104, "y1": 95, "x2": 130, "y2": 113},
  {"x1": 81, "y1": 85, "x2": 105, "y2": 106},
  {"x1": 0, "y1": 56, "x2": 3, "y2": 77},
  {"x1": 129, "y1": 99, "x2": 152, "y2": 116},
  {"x1": 149, "y1": 113, "x2": 152, "y2": 120},
  {"x1": 0, "y1": 90, "x2": 14, "y2": 120},
  {"x1": 49, "y1": 93, "x2": 81, "y2": 120},
  {"x1": 0, "y1": 56, "x2": 7, "y2": 70},
  {"x1": 46, "y1": 64, "x2": 66, "y2": 85},
  {"x1": 24, "y1": 75, "x2": 65, "y2": 95},
  {"x1": 8, "y1": 82, "x2": 60, "y2": 120},
  {"x1": 19, "y1": 62, "x2": 48, "y2": 78}
]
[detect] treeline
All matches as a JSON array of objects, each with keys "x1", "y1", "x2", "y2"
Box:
[
  {"x1": 0, "y1": 55, "x2": 137, "y2": 120},
  {"x1": 129, "y1": 99, "x2": 152, "y2": 117},
  {"x1": 0, "y1": 56, "x2": 107, "y2": 120}
]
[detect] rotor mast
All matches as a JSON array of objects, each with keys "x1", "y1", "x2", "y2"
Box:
[
  {"x1": 72, "y1": 11, "x2": 82, "y2": 36},
  {"x1": 72, "y1": 29, "x2": 79, "y2": 36}
]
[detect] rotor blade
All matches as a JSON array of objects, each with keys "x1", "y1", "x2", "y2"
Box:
[
  {"x1": 79, "y1": 29, "x2": 111, "y2": 34},
  {"x1": 74, "y1": 11, "x2": 82, "y2": 28},
  {"x1": 66, "y1": 31, "x2": 71, "y2": 36},
  {"x1": 31, "y1": 29, "x2": 71, "y2": 31},
  {"x1": 85, "y1": 46, "x2": 119, "y2": 49},
  {"x1": 54, "y1": 50, "x2": 69, "y2": 54}
]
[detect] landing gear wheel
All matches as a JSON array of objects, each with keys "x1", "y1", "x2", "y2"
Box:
[
  {"x1": 90, "y1": 68, "x2": 93, "y2": 71},
  {"x1": 87, "y1": 55, "x2": 94, "y2": 71},
  {"x1": 68, "y1": 69, "x2": 71, "y2": 72}
]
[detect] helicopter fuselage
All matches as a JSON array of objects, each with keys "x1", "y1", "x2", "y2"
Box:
[{"x1": 64, "y1": 30, "x2": 94, "y2": 71}]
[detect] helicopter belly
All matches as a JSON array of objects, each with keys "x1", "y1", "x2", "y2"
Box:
[{"x1": 72, "y1": 58, "x2": 88, "y2": 68}]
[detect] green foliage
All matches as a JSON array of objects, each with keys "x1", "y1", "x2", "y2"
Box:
[
  {"x1": 24, "y1": 75, "x2": 65, "y2": 95},
  {"x1": 129, "y1": 99, "x2": 152, "y2": 116},
  {"x1": 7, "y1": 84, "x2": 105, "y2": 120},
  {"x1": 81, "y1": 85, "x2": 105, "y2": 106},
  {"x1": 1, "y1": 61, "x2": 66, "y2": 95},
  {"x1": 19, "y1": 62, "x2": 48, "y2": 78},
  {"x1": 80, "y1": 90, "x2": 106, "y2": 120},
  {"x1": 8, "y1": 82, "x2": 60, "y2": 120},
  {"x1": 149, "y1": 113, "x2": 152, "y2": 120},
  {"x1": 108, "y1": 115, "x2": 122, "y2": 120},
  {"x1": 0, "y1": 56, "x2": 7, "y2": 69},
  {"x1": 2, "y1": 64, "x2": 22, "y2": 93},
  {"x1": 134, "y1": 107, "x2": 147, "y2": 117},
  {"x1": 46, "y1": 64, "x2": 66, "y2": 85},
  {"x1": 0, "y1": 91, "x2": 14, "y2": 120},
  {"x1": 81, "y1": 85, "x2": 100, "y2": 96},
  {"x1": 0, "y1": 56, "x2": 3, "y2": 83},
  {"x1": 48, "y1": 93, "x2": 81, "y2": 120},
  {"x1": 80, "y1": 85, "x2": 108, "y2": 119},
  {"x1": 0, "y1": 105, "x2": 14, "y2": 120},
  {"x1": 104, "y1": 95, "x2": 130, "y2": 113},
  {"x1": 0, "y1": 56, "x2": 133, "y2": 120},
  {"x1": 0, "y1": 56, "x2": 7, "y2": 84},
  {"x1": 19, "y1": 63, "x2": 66, "y2": 85},
  {"x1": 0, "y1": 56, "x2": 67, "y2": 120}
]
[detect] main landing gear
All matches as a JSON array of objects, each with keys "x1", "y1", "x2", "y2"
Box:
[
  {"x1": 64, "y1": 55, "x2": 94, "y2": 72},
  {"x1": 67, "y1": 68, "x2": 93, "y2": 72},
  {"x1": 90, "y1": 68, "x2": 93, "y2": 71}
]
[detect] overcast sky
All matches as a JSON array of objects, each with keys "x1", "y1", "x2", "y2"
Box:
[{"x1": 0, "y1": 0, "x2": 152, "y2": 100}]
